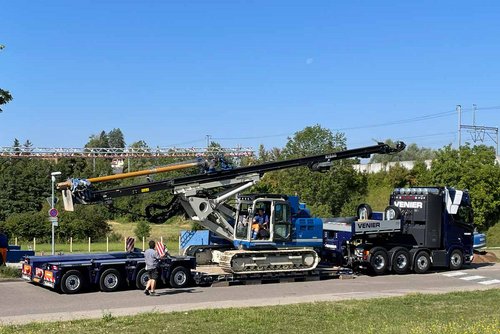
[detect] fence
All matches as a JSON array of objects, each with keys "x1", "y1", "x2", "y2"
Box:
[{"x1": 14, "y1": 236, "x2": 178, "y2": 255}]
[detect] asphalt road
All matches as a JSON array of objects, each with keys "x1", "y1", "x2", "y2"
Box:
[{"x1": 1, "y1": 263, "x2": 499, "y2": 325}]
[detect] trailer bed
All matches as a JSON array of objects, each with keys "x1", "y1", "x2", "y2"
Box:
[{"x1": 192, "y1": 265, "x2": 353, "y2": 287}]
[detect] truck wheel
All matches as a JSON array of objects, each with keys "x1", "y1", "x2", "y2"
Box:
[
  {"x1": 392, "y1": 249, "x2": 410, "y2": 274},
  {"x1": 169, "y1": 266, "x2": 191, "y2": 288},
  {"x1": 357, "y1": 204, "x2": 373, "y2": 220},
  {"x1": 61, "y1": 270, "x2": 84, "y2": 294},
  {"x1": 99, "y1": 268, "x2": 122, "y2": 292},
  {"x1": 449, "y1": 249, "x2": 463, "y2": 270},
  {"x1": 369, "y1": 248, "x2": 388, "y2": 275},
  {"x1": 135, "y1": 268, "x2": 149, "y2": 290},
  {"x1": 414, "y1": 251, "x2": 431, "y2": 274}
]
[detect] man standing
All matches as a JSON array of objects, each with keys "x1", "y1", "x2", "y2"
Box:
[
  {"x1": 0, "y1": 229, "x2": 8, "y2": 266},
  {"x1": 144, "y1": 240, "x2": 160, "y2": 296}
]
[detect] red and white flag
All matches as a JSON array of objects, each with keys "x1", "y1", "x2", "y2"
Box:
[{"x1": 155, "y1": 241, "x2": 167, "y2": 257}]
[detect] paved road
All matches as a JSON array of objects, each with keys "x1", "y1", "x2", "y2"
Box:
[{"x1": 1, "y1": 263, "x2": 499, "y2": 325}]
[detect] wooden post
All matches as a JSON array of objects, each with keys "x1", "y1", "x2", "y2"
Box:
[
  {"x1": 33, "y1": 237, "x2": 36, "y2": 252},
  {"x1": 124, "y1": 237, "x2": 127, "y2": 251},
  {"x1": 15, "y1": 237, "x2": 18, "y2": 246},
  {"x1": 88, "y1": 237, "x2": 91, "y2": 253},
  {"x1": 70, "y1": 237, "x2": 73, "y2": 253},
  {"x1": 106, "y1": 237, "x2": 109, "y2": 252},
  {"x1": 142, "y1": 237, "x2": 145, "y2": 251}
]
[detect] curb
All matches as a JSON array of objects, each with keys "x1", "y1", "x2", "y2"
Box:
[{"x1": 0, "y1": 278, "x2": 23, "y2": 283}]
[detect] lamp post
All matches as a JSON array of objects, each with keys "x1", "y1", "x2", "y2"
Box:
[{"x1": 50, "y1": 171, "x2": 61, "y2": 255}]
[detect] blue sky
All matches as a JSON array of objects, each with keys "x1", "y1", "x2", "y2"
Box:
[{"x1": 1, "y1": 1, "x2": 499, "y2": 151}]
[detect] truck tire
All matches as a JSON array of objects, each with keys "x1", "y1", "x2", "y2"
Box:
[
  {"x1": 169, "y1": 266, "x2": 191, "y2": 288},
  {"x1": 391, "y1": 249, "x2": 410, "y2": 274},
  {"x1": 135, "y1": 268, "x2": 149, "y2": 290},
  {"x1": 61, "y1": 270, "x2": 84, "y2": 294},
  {"x1": 99, "y1": 268, "x2": 123, "y2": 292},
  {"x1": 413, "y1": 251, "x2": 431, "y2": 274},
  {"x1": 369, "y1": 248, "x2": 388, "y2": 275},
  {"x1": 357, "y1": 204, "x2": 373, "y2": 220},
  {"x1": 449, "y1": 249, "x2": 463, "y2": 270}
]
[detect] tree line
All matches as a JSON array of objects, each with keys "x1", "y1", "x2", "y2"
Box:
[{"x1": 0, "y1": 125, "x2": 499, "y2": 243}]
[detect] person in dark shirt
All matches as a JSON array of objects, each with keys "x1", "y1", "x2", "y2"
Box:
[{"x1": 0, "y1": 229, "x2": 8, "y2": 265}]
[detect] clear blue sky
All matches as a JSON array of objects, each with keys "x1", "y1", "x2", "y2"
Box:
[{"x1": 1, "y1": 1, "x2": 499, "y2": 151}]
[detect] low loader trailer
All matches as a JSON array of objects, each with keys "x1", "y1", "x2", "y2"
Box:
[{"x1": 22, "y1": 251, "x2": 196, "y2": 294}]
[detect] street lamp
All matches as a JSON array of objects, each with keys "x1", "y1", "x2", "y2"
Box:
[{"x1": 50, "y1": 171, "x2": 61, "y2": 255}]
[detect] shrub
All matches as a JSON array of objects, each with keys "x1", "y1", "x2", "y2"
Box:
[{"x1": 134, "y1": 220, "x2": 151, "y2": 239}]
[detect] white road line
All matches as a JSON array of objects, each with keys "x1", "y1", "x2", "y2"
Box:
[
  {"x1": 459, "y1": 275, "x2": 485, "y2": 281},
  {"x1": 442, "y1": 272, "x2": 468, "y2": 277},
  {"x1": 478, "y1": 279, "x2": 500, "y2": 285}
]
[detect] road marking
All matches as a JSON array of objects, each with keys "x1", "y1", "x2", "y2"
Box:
[
  {"x1": 459, "y1": 275, "x2": 485, "y2": 281},
  {"x1": 478, "y1": 279, "x2": 500, "y2": 285},
  {"x1": 442, "y1": 272, "x2": 467, "y2": 277}
]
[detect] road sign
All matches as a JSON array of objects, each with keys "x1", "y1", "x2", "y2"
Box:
[{"x1": 48, "y1": 208, "x2": 58, "y2": 218}]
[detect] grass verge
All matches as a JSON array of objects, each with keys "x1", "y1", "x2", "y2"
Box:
[
  {"x1": 1, "y1": 289, "x2": 499, "y2": 334},
  {"x1": 0, "y1": 265, "x2": 20, "y2": 279}
]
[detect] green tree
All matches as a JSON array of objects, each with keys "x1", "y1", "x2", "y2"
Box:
[
  {"x1": 108, "y1": 128, "x2": 125, "y2": 148},
  {"x1": 134, "y1": 220, "x2": 151, "y2": 240},
  {"x1": 257, "y1": 125, "x2": 366, "y2": 217},
  {"x1": 430, "y1": 144, "x2": 500, "y2": 230},
  {"x1": 370, "y1": 141, "x2": 435, "y2": 163},
  {"x1": 0, "y1": 45, "x2": 13, "y2": 112},
  {"x1": 85, "y1": 131, "x2": 109, "y2": 148}
]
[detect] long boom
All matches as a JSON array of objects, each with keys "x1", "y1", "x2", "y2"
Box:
[{"x1": 76, "y1": 142, "x2": 405, "y2": 204}]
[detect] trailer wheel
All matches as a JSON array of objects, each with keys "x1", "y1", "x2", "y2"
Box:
[
  {"x1": 135, "y1": 268, "x2": 149, "y2": 290},
  {"x1": 99, "y1": 268, "x2": 122, "y2": 292},
  {"x1": 369, "y1": 248, "x2": 388, "y2": 275},
  {"x1": 392, "y1": 249, "x2": 410, "y2": 274},
  {"x1": 357, "y1": 204, "x2": 373, "y2": 220},
  {"x1": 449, "y1": 249, "x2": 463, "y2": 270},
  {"x1": 61, "y1": 270, "x2": 84, "y2": 294},
  {"x1": 169, "y1": 266, "x2": 190, "y2": 288},
  {"x1": 414, "y1": 251, "x2": 431, "y2": 274}
]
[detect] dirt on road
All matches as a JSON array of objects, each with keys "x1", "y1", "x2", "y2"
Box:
[{"x1": 473, "y1": 251, "x2": 499, "y2": 263}]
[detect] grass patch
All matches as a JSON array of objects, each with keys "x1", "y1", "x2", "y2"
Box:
[
  {"x1": 13, "y1": 218, "x2": 192, "y2": 255},
  {"x1": 1, "y1": 289, "x2": 499, "y2": 333},
  {"x1": 0, "y1": 265, "x2": 20, "y2": 279}
]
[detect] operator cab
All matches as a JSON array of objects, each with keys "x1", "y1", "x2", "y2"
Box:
[{"x1": 234, "y1": 194, "x2": 292, "y2": 248}]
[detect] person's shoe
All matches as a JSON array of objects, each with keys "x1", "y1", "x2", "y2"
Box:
[
  {"x1": 144, "y1": 289, "x2": 150, "y2": 295},
  {"x1": 149, "y1": 291, "x2": 159, "y2": 296}
]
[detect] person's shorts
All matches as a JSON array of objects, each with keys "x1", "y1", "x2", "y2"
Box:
[{"x1": 147, "y1": 268, "x2": 159, "y2": 280}]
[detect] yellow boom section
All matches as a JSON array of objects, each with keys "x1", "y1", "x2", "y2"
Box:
[{"x1": 57, "y1": 160, "x2": 201, "y2": 190}]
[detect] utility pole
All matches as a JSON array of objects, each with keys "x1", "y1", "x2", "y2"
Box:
[
  {"x1": 50, "y1": 171, "x2": 61, "y2": 255},
  {"x1": 206, "y1": 135, "x2": 211, "y2": 148},
  {"x1": 458, "y1": 104, "x2": 499, "y2": 155},
  {"x1": 457, "y1": 105, "x2": 462, "y2": 148}
]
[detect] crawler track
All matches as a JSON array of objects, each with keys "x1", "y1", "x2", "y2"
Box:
[{"x1": 219, "y1": 248, "x2": 320, "y2": 274}]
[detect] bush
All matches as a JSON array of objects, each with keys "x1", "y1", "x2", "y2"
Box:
[
  {"x1": 0, "y1": 265, "x2": 21, "y2": 278},
  {"x1": 3, "y1": 211, "x2": 50, "y2": 242},
  {"x1": 486, "y1": 223, "x2": 500, "y2": 247},
  {"x1": 134, "y1": 220, "x2": 151, "y2": 239},
  {"x1": 58, "y1": 206, "x2": 111, "y2": 241}
]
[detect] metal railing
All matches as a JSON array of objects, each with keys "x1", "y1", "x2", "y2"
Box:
[{"x1": 0, "y1": 146, "x2": 254, "y2": 159}]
